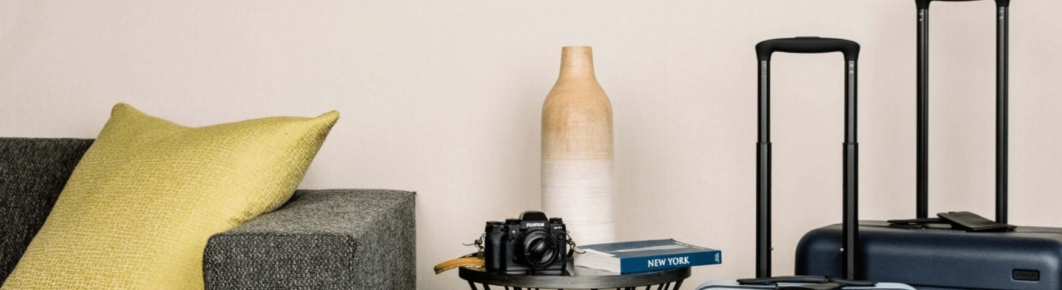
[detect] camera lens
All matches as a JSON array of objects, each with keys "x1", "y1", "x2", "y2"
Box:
[{"x1": 519, "y1": 230, "x2": 559, "y2": 269}]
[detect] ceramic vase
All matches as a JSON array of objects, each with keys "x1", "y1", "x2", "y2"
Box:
[{"x1": 541, "y1": 46, "x2": 615, "y2": 245}]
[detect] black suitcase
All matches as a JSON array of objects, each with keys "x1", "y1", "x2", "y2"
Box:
[
  {"x1": 697, "y1": 37, "x2": 913, "y2": 290},
  {"x1": 796, "y1": 1, "x2": 1062, "y2": 289}
]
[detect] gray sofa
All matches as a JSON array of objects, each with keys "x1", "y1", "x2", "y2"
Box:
[{"x1": 0, "y1": 138, "x2": 416, "y2": 289}]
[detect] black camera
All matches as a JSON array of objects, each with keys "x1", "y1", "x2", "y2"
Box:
[{"x1": 483, "y1": 211, "x2": 568, "y2": 273}]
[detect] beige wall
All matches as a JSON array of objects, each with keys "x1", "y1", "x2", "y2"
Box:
[{"x1": 4, "y1": 0, "x2": 1062, "y2": 288}]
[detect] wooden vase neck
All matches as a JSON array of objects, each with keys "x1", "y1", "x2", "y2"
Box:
[
  {"x1": 542, "y1": 46, "x2": 613, "y2": 160},
  {"x1": 558, "y1": 46, "x2": 597, "y2": 81}
]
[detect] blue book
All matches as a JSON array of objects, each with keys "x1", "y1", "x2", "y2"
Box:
[{"x1": 574, "y1": 239, "x2": 722, "y2": 274}]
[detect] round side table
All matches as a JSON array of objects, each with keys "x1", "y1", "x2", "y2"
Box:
[{"x1": 458, "y1": 265, "x2": 691, "y2": 290}]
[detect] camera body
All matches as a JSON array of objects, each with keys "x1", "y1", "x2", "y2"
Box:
[{"x1": 483, "y1": 211, "x2": 568, "y2": 273}]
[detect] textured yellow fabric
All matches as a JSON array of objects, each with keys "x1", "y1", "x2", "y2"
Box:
[{"x1": 2, "y1": 104, "x2": 339, "y2": 290}]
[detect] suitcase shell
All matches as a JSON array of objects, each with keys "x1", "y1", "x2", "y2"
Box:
[
  {"x1": 795, "y1": 1, "x2": 1062, "y2": 290},
  {"x1": 696, "y1": 37, "x2": 913, "y2": 290},
  {"x1": 797, "y1": 223, "x2": 1062, "y2": 290}
]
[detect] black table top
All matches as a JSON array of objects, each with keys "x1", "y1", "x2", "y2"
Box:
[{"x1": 458, "y1": 265, "x2": 691, "y2": 289}]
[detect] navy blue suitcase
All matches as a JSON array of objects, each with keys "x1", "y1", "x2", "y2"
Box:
[{"x1": 795, "y1": 1, "x2": 1062, "y2": 290}]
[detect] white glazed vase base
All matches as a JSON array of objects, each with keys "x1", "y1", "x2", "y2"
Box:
[{"x1": 542, "y1": 159, "x2": 615, "y2": 245}]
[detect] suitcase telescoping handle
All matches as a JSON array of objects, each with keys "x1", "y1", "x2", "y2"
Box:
[
  {"x1": 913, "y1": 0, "x2": 1010, "y2": 223},
  {"x1": 915, "y1": 0, "x2": 1009, "y2": 9},
  {"x1": 754, "y1": 37, "x2": 860, "y2": 280},
  {"x1": 756, "y1": 37, "x2": 860, "y2": 62}
]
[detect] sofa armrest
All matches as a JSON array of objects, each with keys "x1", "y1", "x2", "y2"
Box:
[
  {"x1": 0, "y1": 138, "x2": 94, "y2": 281},
  {"x1": 203, "y1": 189, "x2": 416, "y2": 290}
]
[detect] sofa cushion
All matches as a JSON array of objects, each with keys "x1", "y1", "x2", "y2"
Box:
[
  {"x1": 0, "y1": 138, "x2": 93, "y2": 282},
  {"x1": 2, "y1": 104, "x2": 338, "y2": 290}
]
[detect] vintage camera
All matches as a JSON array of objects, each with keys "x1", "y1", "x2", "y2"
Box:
[{"x1": 483, "y1": 211, "x2": 568, "y2": 273}]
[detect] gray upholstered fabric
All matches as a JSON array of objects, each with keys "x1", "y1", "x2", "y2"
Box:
[
  {"x1": 204, "y1": 189, "x2": 417, "y2": 290},
  {"x1": 0, "y1": 138, "x2": 416, "y2": 289},
  {"x1": 0, "y1": 138, "x2": 93, "y2": 281}
]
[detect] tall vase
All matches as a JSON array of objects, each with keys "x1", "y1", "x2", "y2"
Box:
[{"x1": 541, "y1": 46, "x2": 615, "y2": 245}]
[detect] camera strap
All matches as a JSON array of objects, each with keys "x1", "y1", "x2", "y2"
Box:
[
  {"x1": 565, "y1": 234, "x2": 584, "y2": 263},
  {"x1": 433, "y1": 252, "x2": 485, "y2": 275},
  {"x1": 434, "y1": 235, "x2": 488, "y2": 274}
]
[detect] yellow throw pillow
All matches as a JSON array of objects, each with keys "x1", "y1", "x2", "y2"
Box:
[{"x1": 2, "y1": 104, "x2": 339, "y2": 290}]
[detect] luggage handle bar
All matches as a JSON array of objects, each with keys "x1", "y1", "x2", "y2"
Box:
[
  {"x1": 756, "y1": 37, "x2": 860, "y2": 280},
  {"x1": 916, "y1": 0, "x2": 1009, "y2": 9},
  {"x1": 756, "y1": 37, "x2": 860, "y2": 62},
  {"x1": 914, "y1": 0, "x2": 1009, "y2": 223}
]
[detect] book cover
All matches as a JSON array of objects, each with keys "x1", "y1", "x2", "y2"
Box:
[{"x1": 574, "y1": 239, "x2": 722, "y2": 274}]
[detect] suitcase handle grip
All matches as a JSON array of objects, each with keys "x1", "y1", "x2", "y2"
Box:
[
  {"x1": 756, "y1": 37, "x2": 860, "y2": 61},
  {"x1": 916, "y1": 0, "x2": 1009, "y2": 9}
]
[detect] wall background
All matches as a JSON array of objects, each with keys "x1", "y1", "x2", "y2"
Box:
[{"x1": 3, "y1": 0, "x2": 1061, "y2": 288}]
